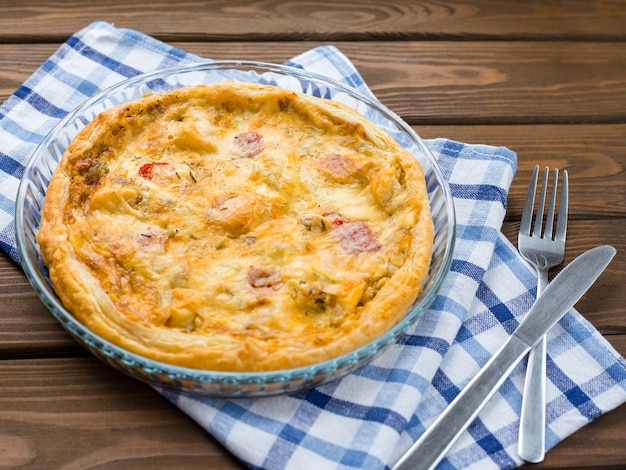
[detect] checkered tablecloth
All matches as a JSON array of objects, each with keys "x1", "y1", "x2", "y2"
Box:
[{"x1": 1, "y1": 21, "x2": 624, "y2": 470}]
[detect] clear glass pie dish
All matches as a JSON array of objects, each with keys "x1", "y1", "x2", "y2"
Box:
[{"x1": 15, "y1": 61, "x2": 455, "y2": 397}]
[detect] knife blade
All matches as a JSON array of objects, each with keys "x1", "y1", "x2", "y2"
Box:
[{"x1": 392, "y1": 244, "x2": 616, "y2": 470}]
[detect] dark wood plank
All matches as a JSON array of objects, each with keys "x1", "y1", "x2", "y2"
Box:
[
  {"x1": 1, "y1": 352, "x2": 624, "y2": 470},
  {"x1": 339, "y1": 42, "x2": 626, "y2": 125},
  {"x1": 0, "y1": 256, "x2": 77, "y2": 357},
  {"x1": 418, "y1": 124, "x2": 626, "y2": 218},
  {"x1": 0, "y1": 357, "x2": 243, "y2": 469},
  {"x1": 0, "y1": 0, "x2": 625, "y2": 43},
  {"x1": 0, "y1": 1, "x2": 623, "y2": 468},
  {"x1": 2, "y1": 41, "x2": 626, "y2": 125}
]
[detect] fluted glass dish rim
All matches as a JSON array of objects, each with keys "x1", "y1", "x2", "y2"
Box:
[{"x1": 15, "y1": 60, "x2": 456, "y2": 397}]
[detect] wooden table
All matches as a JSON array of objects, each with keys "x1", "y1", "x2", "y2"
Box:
[{"x1": 1, "y1": 1, "x2": 624, "y2": 468}]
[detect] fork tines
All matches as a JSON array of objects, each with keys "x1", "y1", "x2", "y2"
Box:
[{"x1": 520, "y1": 165, "x2": 568, "y2": 242}]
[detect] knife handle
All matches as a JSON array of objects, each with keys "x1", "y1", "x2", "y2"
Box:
[
  {"x1": 392, "y1": 336, "x2": 530, "y2": 470},
  {"x1": 392, "y1": 245, "x2": 616, "y2": 470},
  {"x1": 518, "y1": 268, "x2": 549, "y2": 462}
]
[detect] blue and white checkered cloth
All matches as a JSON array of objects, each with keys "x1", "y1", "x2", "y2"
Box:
[{"x1": 1, "y1": 21, "x2": 624, "y2": 470}]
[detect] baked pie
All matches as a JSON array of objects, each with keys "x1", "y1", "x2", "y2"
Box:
[{"x1": 37, "y1": 80, "x2": 434, "y2": 371}]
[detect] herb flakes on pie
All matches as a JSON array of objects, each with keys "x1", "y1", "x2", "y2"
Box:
[{"x1": 36, "y1": 80, "x2": 434, "y2": 371}]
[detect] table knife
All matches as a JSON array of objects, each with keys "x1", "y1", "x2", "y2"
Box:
[{"x1": 392, "y1": 244, "x2": 616, "y2": 470}]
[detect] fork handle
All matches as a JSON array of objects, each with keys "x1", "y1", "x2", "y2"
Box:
[{"x1": 518, "y1": 269, "x2": 548, "y2": 462}]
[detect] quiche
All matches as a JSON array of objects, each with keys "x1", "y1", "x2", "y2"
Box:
[{"x1": 36, "y1": 80, "x2": 434, "y2": 372}]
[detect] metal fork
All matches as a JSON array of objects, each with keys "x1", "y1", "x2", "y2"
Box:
[{"x1": 517, "y1": 165, "x2": 568, "y2": 462}]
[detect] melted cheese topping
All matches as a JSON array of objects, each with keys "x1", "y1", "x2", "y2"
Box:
[{"x1": 37, "y1": 81, "x2": 434, "y2": 371}]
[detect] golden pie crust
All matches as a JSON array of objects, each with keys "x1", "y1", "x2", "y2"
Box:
[{"x1": 36, "y1": 80, "x2": 434, "y2": 371}]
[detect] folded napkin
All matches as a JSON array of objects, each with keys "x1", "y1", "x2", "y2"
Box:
[{"x1": 1, "y1": 21, "x2": 625, "y2": 470}]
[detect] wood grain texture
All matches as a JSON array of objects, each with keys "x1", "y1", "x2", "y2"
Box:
[
  {"x1": 0, "y1": 356, "x2": 623, "y2": 469},
  {"x1": 180, "y1": 42, "x2": 626, "y2": 125},
  {"x1": 418, "y1": 124, "x2": 626, "y2": 218},
  {"x1": 0, "y1": 1, "x2": 624, "y2": 468},
  {"x1": 1, "y1": 41, "x2": 625, "y2": 125},
  {"x1": 0, "y1": 0, "x2": 625, "y2": 42},
  {"x1": 0, "y1": 358, "x2": 244, "y2": 469}
]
